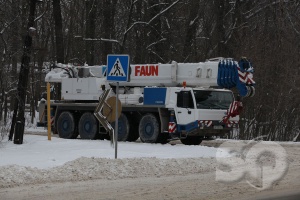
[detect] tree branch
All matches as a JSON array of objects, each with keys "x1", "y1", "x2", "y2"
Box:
[{"x1": 124, "y1": 0, "x2": 180, "y2": 36}]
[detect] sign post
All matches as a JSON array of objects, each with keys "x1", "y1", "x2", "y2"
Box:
[
  {"x1": 47, "y1": 82, "x2": 51, "y2": 141},
  {"x1": 115, "y1": 82, "x2": 119, "y2": 159},
  {"x1": 107, "y1": 55, "x2": 130, "y2": 159}
]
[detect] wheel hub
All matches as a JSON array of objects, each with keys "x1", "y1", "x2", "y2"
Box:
[
  {"x1": 145, "y1": 123, "x2": 153, "y2": 136},
  {"x1": 84, "y1": 122, "x2": 90, "y2": 131},
  {"x1": 63, "y1": 120, "x2": 68, "y2": 130}
]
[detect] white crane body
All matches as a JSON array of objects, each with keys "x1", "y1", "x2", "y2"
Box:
[{"x1": 38, "y1": 58, "x2": 255, "y2": 144}]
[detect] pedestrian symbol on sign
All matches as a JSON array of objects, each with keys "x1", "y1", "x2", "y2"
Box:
[
  {"x1": 108, "y1": 58, "x2": 126, "y2": 77},
  {"x1": 107, "y1": 54, "x2": 129, "y2": 82}
]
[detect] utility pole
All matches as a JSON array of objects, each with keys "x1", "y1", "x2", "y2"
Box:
[{"x1": 10, "y1": 0, "x2": 39, "y2": 144}]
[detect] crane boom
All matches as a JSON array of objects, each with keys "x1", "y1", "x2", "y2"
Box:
[{"x1": 45, "y1": 57, "x2": 255, "y2": 101}]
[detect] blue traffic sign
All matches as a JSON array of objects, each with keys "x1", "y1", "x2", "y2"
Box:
[{"x1": 107, "y1": 55, "x2": 130, "y2": 82}]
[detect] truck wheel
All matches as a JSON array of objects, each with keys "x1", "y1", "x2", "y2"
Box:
[
  {"x1": 78, "y1": 112, "x2": 98, "y2": 139},
  {"x1": 180, "y1": 136, "x2": 202, "y2": 145},
  {"x1": 139, "y1": 113, "x2": 160, "y2": 143},
  {"x1": 57, "y1": 111, "x2": 77, "y2": 139},
  {"x1": 111, "y1": 113, "x2": 129, "y2": 141}
]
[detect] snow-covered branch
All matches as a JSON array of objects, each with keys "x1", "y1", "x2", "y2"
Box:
[
  {"x1": 149, "y1": 50, "x2": 165, "y2": 63},
  {"x1": 146, "y1": 38, "x2": 167, "y2": 49},
  {"x1": 244, "y1": 0, "x2": 290, "y2": 19},
  {"x1": 124, "y1": 0, "x2": 180, "y2": 36},
  {"x1": 35, "y1": 9, "x2": 47, "y2": 22},
  {"x1": 189, "y1": 16, "x2": 199, "y2": 26},
  {"x1": 286, "y1": 9, "x2": 300, "y2": 35},
  {"x1": 99, "y1": 38, "x2": 121, "y2": 46},
  {"x1": 124, "y1": 22, "x2": 148, "y2": 36},
  {"x1": 0, "y1": 15, "x2": 19, "y2": 35},
  {"x1": 148, "y1": 0, "x2": 180, "y2": 24},
  {"x1": 148, "y1": 3, "x2": 169, "y2": 10}
]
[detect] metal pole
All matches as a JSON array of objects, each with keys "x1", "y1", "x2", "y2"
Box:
[
  {"x1": 114, "y1": 82, "x2": 119, "y2": 159},
  {"x1": 47, "y1": 82, "x2": 51, "y2": 141}
]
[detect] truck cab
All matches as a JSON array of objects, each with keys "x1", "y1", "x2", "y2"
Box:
[{"x1": 172, "y1": 87, "x2": 237, "y2": 138}]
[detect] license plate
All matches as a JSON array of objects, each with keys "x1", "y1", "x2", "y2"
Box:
[{"x1": 214, "y1": 125, "x2": 223, "y2": 129}]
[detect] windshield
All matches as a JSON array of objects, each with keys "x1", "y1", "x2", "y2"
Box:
[{"x1": 193, "y1": 90, "x2": 233, "y2": 110}]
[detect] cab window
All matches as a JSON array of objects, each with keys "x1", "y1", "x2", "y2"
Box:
[
  {"x1": 177, "y1": 91, "x2": 194, "y2": 109},
  {"x1": 193, "y1": 90, "x2": 233, "y2": 109}
]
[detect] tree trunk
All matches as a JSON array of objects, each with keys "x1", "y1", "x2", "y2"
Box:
[
  {"x1": 101, "y1": 0, "x2": 117, "y2": 63},
  {"x1": 52, "y1": 0, "x2": 64, "y2": 100},
  {"x1": 4, "y1": 91, "x2": 8, "y2": 125},
  {"x1": 134, "y1": 0, "x2": 144, "y2": 63},
  {"x1": 11, "y1": 0, "x2": 37, "y2": 144},
  {"x1": 52, "y1": 0, "x2": 64, "y2": 63},
  {"x1": 10, "y1": 0, "x2": 20, "y2": 111},
  {"x1": 146, "y1": 1, "x2": 164, "y2": 63},
  {"x1": 85, "y1": 0, "x2": 97, "y2": 65},
  {"x1": 31, "y1": 55, "x2": 36, "y2": 124},
  {"x1": 0, "y1": 65, "x2": 3, "y2": 122},
  {"x1": 182, "y1": 1, "x2": 200, "y2": 62},
  {"x1": 215, "y1": 0, "x2": 227, "y2": 56}
]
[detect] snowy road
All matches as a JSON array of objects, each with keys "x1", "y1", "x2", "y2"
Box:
[{"x1": 0, "y1": 132, "x2": 300, "y2": 199}]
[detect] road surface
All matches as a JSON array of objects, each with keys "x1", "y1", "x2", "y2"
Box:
[{"x1": 1, "y1": 139, "x2": 299, "y2": 200}]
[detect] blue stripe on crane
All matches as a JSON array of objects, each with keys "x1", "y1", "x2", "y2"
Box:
[{"x1": 144, "y1": 87, "x2": 167, "y2": 105}]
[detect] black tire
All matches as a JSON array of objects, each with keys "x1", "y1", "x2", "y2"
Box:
[
  {"x1": 57, "y1": 111, "x2": 77, "y2": 139},
  {"x1": 78, "y1": 112, "x2": 98, "y2": 139},
  {"x1": 180, "y1": 136, "x2": 202, "y2": 145},
  {"x1": 139, "y1": 113, "x2": 160, "y2": 143},
  {"x1": 111, "y1": 113, "x2": 130, "y2": 141}
]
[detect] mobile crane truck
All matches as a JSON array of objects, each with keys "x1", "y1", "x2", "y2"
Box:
[{"x1": 37, "y1": 57, "x2": 255, "y2": 145}]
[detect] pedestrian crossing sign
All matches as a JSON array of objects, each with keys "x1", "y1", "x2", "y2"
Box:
[{"x1": 107, "y1": 55, "x2": 130, "y2": 82}]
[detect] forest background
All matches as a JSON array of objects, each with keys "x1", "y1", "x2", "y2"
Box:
[{"x1": 0, "y1": 0, "x2": 300, "y2": 141}]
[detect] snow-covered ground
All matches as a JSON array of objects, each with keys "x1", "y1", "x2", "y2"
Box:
[
  {"x1": 1, "y1": 127, "x2": 300, "y2": 200},
  {"x1": 0, "y1": 127, "x2": 231, "y2": 188},
  {"x1": 0, "y1": 129, "x2": 230, "y2": 169},
  {"x1": 1, "y1": 127, "x2": 298, "y2": 170}
]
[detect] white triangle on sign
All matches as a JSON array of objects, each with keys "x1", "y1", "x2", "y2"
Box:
[{"x1": 108, "y1": 58, "x2": 126, "y2": 77}]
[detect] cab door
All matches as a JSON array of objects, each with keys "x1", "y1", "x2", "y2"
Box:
[{"x1": 174, "y1": 90, "x2": 196, "y2": 128}]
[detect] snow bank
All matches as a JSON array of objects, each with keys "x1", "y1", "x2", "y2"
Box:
[
  {"x1": 1, "y1": 134, "x2": 297, "y2": 189},
  {"x1": 0, "y1": 135, "x2": 230, "y2": 169},
  {"x1": 0, "y1": 134, "x2": 230, "y2": 188},
  {"x1": 0, "y1": 157, "x2": 217, "y2": 188}
]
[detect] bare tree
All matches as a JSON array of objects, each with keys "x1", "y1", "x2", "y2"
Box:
[
  {"x1": 85, "y1": 0, "x2": 98, "y2": 65},
  {"x1": 182, "y1": 0, "x2": 200, "y2": 62},
  {"x1": 52, "y1": 0, "x2": 64, "y2": 100},
  {"x1": 101, "y1": 0, "x2": 117, "y2": 63},
  {"x1": 52, "y1": 0, "x2": 64, "y2": 63},
  {"x1": 0, "y1": 0, "x2": 299, "y2": 142},
  {"x1": 10, "y1": 0, "x2": 38, "y2": 144}
]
